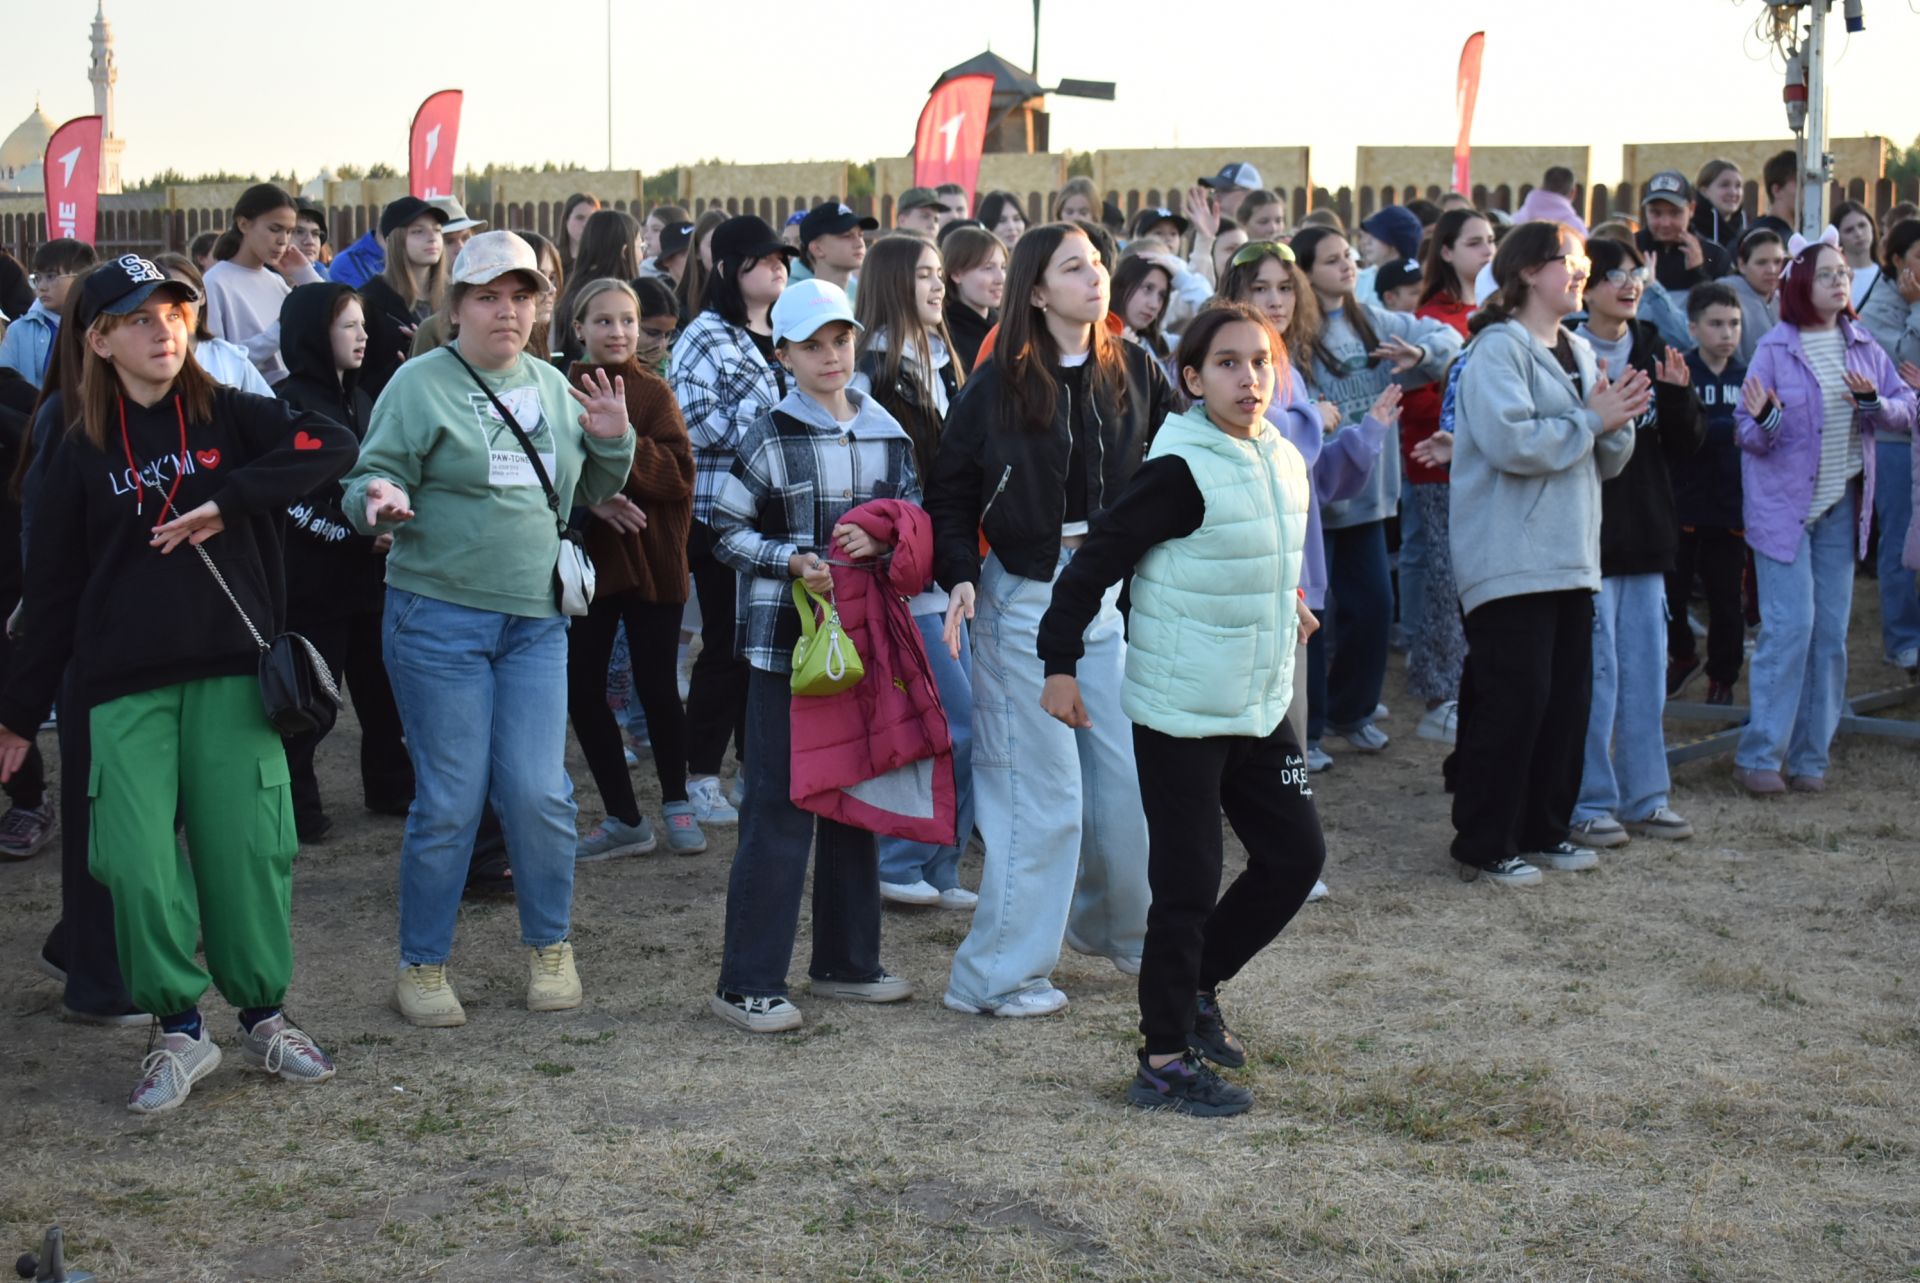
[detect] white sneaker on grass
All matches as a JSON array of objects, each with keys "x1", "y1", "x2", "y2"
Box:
[
  {"x1": 1530, "y1": 841, "x2": 1600, "y2": 872},
  {"x1": 1063, "y1": 925, "x2": 1141, "y2": 975},
  {"x1": 943, "y1": 986, "x2": 1069, "y2": 1018},
  {"x1": 880, "y1": 879, "x2": 941, "y2": 906},
  {"x1": 1478, "y1": 857, "x2": 1544, "y2": 887},
  {"x1": 1624, "y1": 806, "x2": 1694, "y2": 841},
  {"x1": 686, "y1": 777, "x2": 738, "y2": 825},
  {"x1": 1570, "y1": 816, "x2": 1630, "y2": 849},
  {"x1": 127, "y1": 1029, "x2": 222, "y2": 1114},
  {"x1": 240, "y1": 1014, "x2": 335, "y2": 1084},
  {"x1": 711, "y1": 992, "x2": 802, "y2": 1033},
  {"x1": 937, "y1": 887, "x2": 978, "y2": 910},
  {"x1": 810, "y1": 972, "x2": 914, "y2": 1003}
]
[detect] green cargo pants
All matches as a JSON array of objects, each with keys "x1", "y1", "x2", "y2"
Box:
[{"x1": 88, "y1": 676, "x2": 298, "y2": 1018}]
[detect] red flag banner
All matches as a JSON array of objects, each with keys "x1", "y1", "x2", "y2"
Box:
[
  {"x1": 409, "y1": 90, "x2": 463, "y2": 199},
  {"x1": 44, "y1": 115, "x2": 103, "y2": 244},
  {"x1": 913, "y1": 74, "x2": 995, "y2": 213},
  {"x1": 1453, "y1": 33, "x2": 1486, "y2": 194}
]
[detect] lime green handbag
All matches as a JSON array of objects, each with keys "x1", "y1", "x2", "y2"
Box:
[{"x1": 790, "y1": 580, "x2": 865, "y2": 696}]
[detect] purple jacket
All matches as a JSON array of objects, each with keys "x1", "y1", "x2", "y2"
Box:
[
  {"x1": 1734, "y1": 317, "x2": 1917, "y2": 564},
  {"x1": 1267, "y1": 370, "x2": 1390, "y2": 610}
]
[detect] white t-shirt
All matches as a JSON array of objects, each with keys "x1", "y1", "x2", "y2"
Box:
[{"x1": 201, "y1": 258, "x2": 320, "y2": 385}]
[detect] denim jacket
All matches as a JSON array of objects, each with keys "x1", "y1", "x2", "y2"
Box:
[{"x1": 1734, "y1": 317, "x2": 1918, "y2": 563}]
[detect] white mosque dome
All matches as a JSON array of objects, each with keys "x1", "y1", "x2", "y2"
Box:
[{"x1": 1, "y1": 102, "x2": 56, "y2": 175}]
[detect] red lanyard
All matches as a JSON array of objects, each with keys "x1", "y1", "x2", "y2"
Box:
[{"x1": 117, "y1": 393, "x2": 188, "y2": 525}]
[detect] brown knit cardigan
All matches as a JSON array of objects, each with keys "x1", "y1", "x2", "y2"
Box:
[{"x1": 567, "y1": 358, "x2": 695, "y2": 603}]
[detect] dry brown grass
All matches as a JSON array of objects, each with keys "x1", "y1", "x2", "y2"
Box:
[{"x1": 2, "y1": 592, "x2": 1917, "y2": 1282}]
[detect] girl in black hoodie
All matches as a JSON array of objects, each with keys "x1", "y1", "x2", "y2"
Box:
[
  {"x1": 276, "y1": 282, "x2": 415, "y2": 839},
  {"x1": 0, "y1": 256, "x2": 356, "y2": 1114}
]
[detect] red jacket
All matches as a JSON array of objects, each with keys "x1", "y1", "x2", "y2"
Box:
[
  {"x1": 789, "y1": 499, "x2": 956, "y2": 844},
  {"x1": 1399, "y1": 293, "x2": 1473, "y2": 486}
]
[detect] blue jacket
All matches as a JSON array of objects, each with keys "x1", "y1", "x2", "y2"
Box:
[
  {"x1": 327, "y1": 231, "x2": 384, "y2": 289},
  {"x1": 0, "y1": 301, "x2": 58, "y2": 387}
]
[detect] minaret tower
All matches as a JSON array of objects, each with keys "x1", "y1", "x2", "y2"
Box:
[{"x1": 89, "y1": 2, "x2": 124, "y2": 192}]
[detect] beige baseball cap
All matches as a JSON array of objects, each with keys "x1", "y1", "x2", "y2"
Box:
[{"x1": 450, "y1": 231, "x2": 551, "y2": 291}]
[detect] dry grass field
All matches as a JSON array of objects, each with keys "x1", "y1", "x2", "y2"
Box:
[{"x1": 2, "y1": 591, "x2": 1916, "y2": 1282}]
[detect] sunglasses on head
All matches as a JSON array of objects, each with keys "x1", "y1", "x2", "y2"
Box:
[{"x1": 1230, "y1": 240, "x2": 1297, "y2": 269}]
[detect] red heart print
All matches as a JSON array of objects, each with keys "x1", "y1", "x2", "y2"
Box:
[
  {"x1": 195, "y1": 449, "x2": 221, "y2": 469},
  {"x1": 293, "y1": 431, "x2": 323, "y2": 451}
]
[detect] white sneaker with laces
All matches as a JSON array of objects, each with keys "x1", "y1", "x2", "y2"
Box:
[
  {"x1": 1530, "y1": 841, "x2": 1600, "y2": 872},
  {"x1": 710, "y1": 992, "x2": 802, "y2": 1032},
  {"x1": 943, "y1": 986, "x2": 1069, "y2": 1018},
  {"x1": 687, "y1": 777, "x2": 739, "y2": 825},
  {"x1": 1475, "y1": 857, "x2": 1544, "y2": 887},
  {"x1": 1415, "y1": 701, "x2": 1459, "y2": 745},
  {"x1": 1624, "y1": 806, "x2": 1694, "y2": 840},
  {"x1": 240, "y1": 1014, "x2": 336, "y2": 1084},
  {"x1": 1570, "y1": 816, "x2": 1630, "y2": 849},
  {"x1": 880, "y1": 879, "x2": 942, "y2": 906},
  {"x1": 127, "y1": 1028, "x2": 222, "y2": 1114}
]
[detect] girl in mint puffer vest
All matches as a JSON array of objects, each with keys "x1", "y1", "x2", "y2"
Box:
[{"x1": 1035, "y1": 305, "x2": 1327, "y2": 1119}]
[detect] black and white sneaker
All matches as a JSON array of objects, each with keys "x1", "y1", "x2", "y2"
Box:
[
  {"x1": 709, "y1": 991, "x2": 802, "y2": 1033},
  {"x1": 1188, "y1": 991, "x2": 1246, "y2": 1068},
  {"x1": 1126, "y1": 1051, "x2": 1252, "y2": 1117},
  {"x1": 1466, "y1": 856, "x2": 1544, "y2": 887}
]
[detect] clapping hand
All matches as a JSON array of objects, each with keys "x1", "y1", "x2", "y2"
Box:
[
  {"x1": 1368, "y1": 383, "x2": 1404, "y2": 425},
  {"x1": 1741, "y1": 377, "x2": 1781, "y2": 421},
  {"x1": 1843, "y1": 369, "x2": 1879, "y2": 400},
  {"x1": 1589, "y1": 364, "x2": 1653, "y2": 433}
]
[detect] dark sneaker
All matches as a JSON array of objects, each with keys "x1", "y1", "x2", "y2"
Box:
[
  {"x1": 1126, "y1": 1051, "x2": 1252, "y2": 1117},
  {"x1": 1705, "y1": 681, "x2": 1734, "y2": 706},
  {"x1": 0, "y1": 804, "x2": 55, "y2": 860},
  {"x1": 1189, "y1": 991, "x2": 1246, "y2": 1068},
  {"x1": 1667, "y1": 654, "x2": 1703, "y2": 697}
]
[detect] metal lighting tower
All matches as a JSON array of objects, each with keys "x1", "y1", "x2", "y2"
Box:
[{"x1": 1771, "y1": 0, "x2": 1866, "y2": 237}]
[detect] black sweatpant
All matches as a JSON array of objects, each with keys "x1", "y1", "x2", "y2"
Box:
[
  {"x1": 686, "y1": 520, "x2": 748, "y2": 777},
  {"x1": 1450, "y1": 590, "x2": 1593, "y2": 869},
  {"x1": 567, "y1": 590, "x2": 689, "y2": 822},
  {"x1": 1666, "y1": 526, "x2": 1746, "y2": 686},
  {"x1": 0, "y1": 605, "x2": 44, "y2": 811},
  {"x1": 44, "y1": 666, "x2": 134, "y2": 1015},
  {"x1": 284, "y1": 606, "x2": 415, "y2": 824},
  {"x1": 1132, "y1": 718, "x2": 1326, "y2": 1056}
]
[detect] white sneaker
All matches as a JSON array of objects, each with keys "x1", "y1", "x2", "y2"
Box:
[
  {"x1": 687, "y1": 777, "x2": 738, "y2": 825},
  {"x1": 1415, "y1": 701, "x2": 1458, "y2": 745},
  {"x1": 1306, "y1": 879, "x2": 1330, "y2": 902},
  {"x1": 1530, "y1": 841, "x2": 1600, "y2": 872},
  {"x1": 879, "y1": 879, "x2": 941, "y2": 906},
  {"x1": 943, "y1": 986, "x2": 1069, "y2": 1018},
  {"x1": 937, "y1": 887, "x2": 979, "y2": 910},
  {"x1": 710, "y1": 991, "x2": 802, "y2": 1033},
  {"x1": 1372, "y1": 703, "x2": 1391, "y2": 721},
  {"x1": 1332, "y1": 721, "x2": 1389, "y2": 753},
  {"x1": 1624, "y1": 806, "x2": 1694, "y2": 841},
  {"x1": 1306, "y1": 743, "x2": 1334, "y2": 773},
  {"x1": 810, "y1": 971, "x2": 914, "y2": 1003},
  {"x1": 1569, "y1": 816, "x2": 1630, "y2": 849},
  {"x1": 127, "y1": 1028, "x2": 223, "y2": 1113},
  {"x1": 1476, "y1": 857, "x2": 1544, "y2": 887},
  {"x1": 1063, "y1": 925, "x2": 1141, "y2": 976}
]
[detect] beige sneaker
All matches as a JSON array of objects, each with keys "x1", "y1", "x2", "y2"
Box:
[
  {"x1": 528, "y1": 942, "x2": 582, "y2": 1012},
  {"x1": 393, "y1": 964, "x2": 466, "y2": 1028}
]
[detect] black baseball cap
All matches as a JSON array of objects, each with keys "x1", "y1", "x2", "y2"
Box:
[
  {"x1": 799, "y1": 202, "x2": 879, "y2": 247},
  {"x1": 712, "y1": 215, "x2": 796, "y2": 263},
  {"x1": 77, "y1": 253, "x2": 198, "y2": 329},
  {"x1": 295, "y1": 198, "x2": 328, "y2": 240},
  {"x1": 1130, "y1": 205, "x2": 1191, "y2": 238},
  {"x1": 659, "y1": 221, "x2": 696, "y2": 258},
  {"x1": 1375, "y1": 257, "x2": 1425, "y2": 297},
  {"x1": 379, "y1": 195, "x2": 450, "y2": 237},
  {"x1": 1642, "y1": 170, "x2": 1695, "y2": 209}
]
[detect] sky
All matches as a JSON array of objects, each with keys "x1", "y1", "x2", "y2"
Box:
[{"x1": 8, "y1": 0, "x2": 1920, "y2": 187}]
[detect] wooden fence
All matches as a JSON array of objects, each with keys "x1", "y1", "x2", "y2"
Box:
[{"x1": 9, "y1": 176, "x2": 1920, "y2": 265}]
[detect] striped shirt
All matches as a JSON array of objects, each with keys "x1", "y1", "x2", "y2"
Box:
[{"x1": 1800, "y1": 328, "x2": 1864, "y2": 523}]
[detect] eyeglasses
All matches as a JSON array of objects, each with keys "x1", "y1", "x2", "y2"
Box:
[
  {"x1": 1230, "y1": 240, "x2": 1297, "y2": 269},
  {"x1": 1549, "y1": 253, "x2": 1592, "y2": 278},
  {"x1": 28, "y1": 272, "x2": 76, "y2": 291},
  {"x1": 1601, "y1": 266, "x2": 1652, "y2": 288},
  {"x1": 1812, "y1": 267, "x2": 1854, "y2": 286}
]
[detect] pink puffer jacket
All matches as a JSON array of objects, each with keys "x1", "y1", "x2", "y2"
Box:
[{"x1": 789, "y1": 498, "x2": 956, "y2": 844}]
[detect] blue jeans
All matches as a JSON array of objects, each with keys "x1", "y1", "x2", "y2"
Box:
[
  {"x1": 1397, "y1": 476, "x2": 1428, "y2": 642},
  {"x1": 383, "y1": 588, "x2": 578, "y2": 965},
  {"x1": 877, "y1": 612, "x2": 975, "y2": 891},
  {"x1": 1574, "y1": 574, "x2": 1672, "y2": 824},
  {"x1": 1872, "y1": 438, "x2": 1920, "y2": 661},
  {"x1": 1738, "y1": 498, "x2": 1855, "y2": 778},
  {"x1": 1323, "y1": 520, "x2": 1393, "y2": 729},
  {"x1": 717, "y1": 668, "x2": 882, "y2": 999},
  {"x1": 947, "y1": 550, "x2": 1150, "y2": 1010}
]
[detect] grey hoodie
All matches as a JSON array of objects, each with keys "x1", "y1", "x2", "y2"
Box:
[
  {"x1": 1448, "y1": 319, "x2": 1636, "y2": 614},
  {"x1": 1717, "y1": 272, "x2": 1780, "y2": 368}
]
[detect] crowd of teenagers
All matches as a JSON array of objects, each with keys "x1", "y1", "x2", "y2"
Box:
[{"x1": 0, "y1": 147, "x2": 1917, "y2": 1120}]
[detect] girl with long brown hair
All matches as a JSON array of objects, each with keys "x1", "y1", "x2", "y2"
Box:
[{"x1": 927, "y1": 222, "x2": 1175, "y2": 1018}]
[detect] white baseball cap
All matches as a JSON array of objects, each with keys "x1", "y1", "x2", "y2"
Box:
[
  {"x1": 771, "y1": 278, "x2": 862, "y2": 346},
  {"x1": 450, "y1": 230, "x2": 552, "y2": 292}
]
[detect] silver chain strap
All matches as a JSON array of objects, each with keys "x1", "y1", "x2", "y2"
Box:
[{"x1": 193, "y1": 544, "x2": 342, "y2": 705}]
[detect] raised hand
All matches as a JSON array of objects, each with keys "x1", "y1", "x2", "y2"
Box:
[
  {"x1": 1368, "y1": 383, "x2": 1404, "y2": 425},
  {"x1": 1741, "y1": 376, "x2": 1780, "y2": 421},
  {"x1": 150, "y1": 500, "x2": 224, "y2": 554},
  {"x1": 1655, "y1": 346, "x2": 1690, "y2": 387},
  {"x1": 568, "y1": 367, "x2": 630, "y2": 439},
  {"x1": 1371, "y1": 336, "x2": 1425, "y2": 373},
  {"x1": 364, "y1": 478, "x2": 415, "y2": 528},
  {"x1": 1183, "y1": 185, "x2": 1219, "y2": 241}
]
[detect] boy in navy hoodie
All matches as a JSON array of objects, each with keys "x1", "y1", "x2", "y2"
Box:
[{"x1": 1666, "y1": 283, "x2": 1747, "y2": 705}]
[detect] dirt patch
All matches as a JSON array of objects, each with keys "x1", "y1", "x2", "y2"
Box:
[{"x1": 2, "y1": 589, "x2": 1916, "y2": 1281}]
